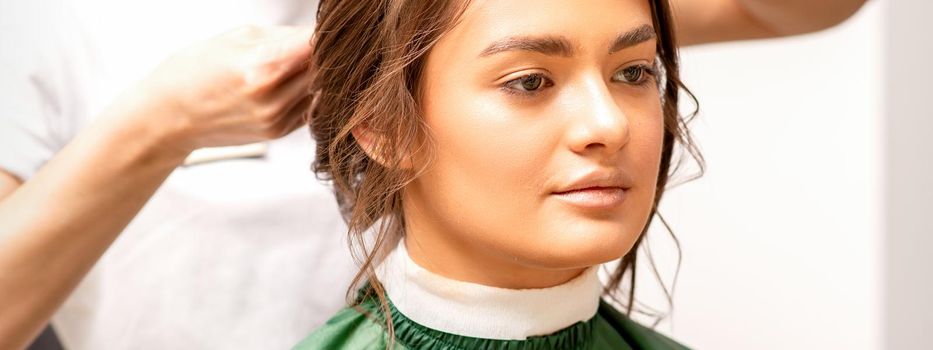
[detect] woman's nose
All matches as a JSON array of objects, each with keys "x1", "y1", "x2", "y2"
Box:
[{"x1": 566, "y1": 78, "x2": 631, "y2": 155}]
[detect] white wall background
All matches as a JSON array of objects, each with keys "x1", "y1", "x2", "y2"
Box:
[
  {"x1": 884, "y1": 1, "x2": 933, "y2": 349},
  {"x1": 635, "y1": 1, "x2": 887, "y2": 349}
]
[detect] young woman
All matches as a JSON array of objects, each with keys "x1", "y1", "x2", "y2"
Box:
[{"x1": 296, "y1": 0, "x2": 699, "y2": 348}]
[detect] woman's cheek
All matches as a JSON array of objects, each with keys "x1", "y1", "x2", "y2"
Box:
[
  {"x1": 631, "y1": 106, "x2": 666, "y2": 212},
  {"x1": 457, "y1": 116, "x2": 542, "y2": 198}
]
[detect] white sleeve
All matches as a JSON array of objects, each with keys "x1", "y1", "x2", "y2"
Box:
[{"x1": 0, "y1": 1, "x2": 88, "y2": 181}]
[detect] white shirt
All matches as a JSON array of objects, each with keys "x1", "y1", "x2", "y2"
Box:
[{"x1": 0, "y1": 1, "x2": 357, "y2": 349}]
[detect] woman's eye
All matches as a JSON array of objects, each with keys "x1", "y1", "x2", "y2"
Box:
[
  {"x1": 622, "y1": 66, "x2": 643, "y2": 82},
  {"x1": 520, "y1": 75, "x2": 542, "y2": 90},
  {"x1": 503, "y1": 73, "x2": 552, "y2": 95},
  {"x1": 613, "y1": 64, "x2": 655, "y2": 85}
]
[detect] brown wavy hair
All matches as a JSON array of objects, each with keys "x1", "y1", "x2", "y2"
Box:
[{"x1": 307, "y1": 0, "x2": 703, "y2": 339}]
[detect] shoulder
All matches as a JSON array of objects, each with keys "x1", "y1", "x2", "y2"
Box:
[
  {"x1": 596, "y1": 300, "x2": 692, "y2": 350},
  {"x1": 292, "y1": 303, "x2": 388, "y2": 350}
]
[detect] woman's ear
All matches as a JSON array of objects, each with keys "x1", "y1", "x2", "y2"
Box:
[
  {"x1": 351, "y1": 124, "x2": 384, "y2": 165},
  {"x1": 351, "y1": 125, "x2": 416, "y2": 170}
]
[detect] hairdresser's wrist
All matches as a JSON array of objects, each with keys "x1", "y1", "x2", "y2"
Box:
[{"x1": 94, "y1": 88, "x2": 195, "y2": 170}]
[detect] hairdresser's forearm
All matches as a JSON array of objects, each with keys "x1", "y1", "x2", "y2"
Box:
[
  {"x1": 0, "y1": 98, "x2": 189, "y2": 350},
  {"x1": 673, "y1": 0, "x2": 868, "y2": 46}
]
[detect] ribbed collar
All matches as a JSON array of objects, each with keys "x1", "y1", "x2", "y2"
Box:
[{"x1": 375, "y1": 238, "x2": 603, "y2": 340}]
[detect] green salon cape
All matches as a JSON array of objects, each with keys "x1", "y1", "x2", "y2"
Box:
[{"x1": 293, "y1": 291, "x2": 691, "y2": 350}]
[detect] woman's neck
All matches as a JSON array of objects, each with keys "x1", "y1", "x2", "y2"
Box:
[{"x1": 376, "y1": 238, "x2": 603, "y2": 340}]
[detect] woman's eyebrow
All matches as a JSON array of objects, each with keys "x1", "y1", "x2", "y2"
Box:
[
  {"x1": 608, "y1": 24, "x2": 656, "y2": 54},
  {"x1": 479, "y1": 35, "x2": 573, "y2": 58},
  {"x1": 478, "y1": 24, "x2": 656, "y2": 58}
]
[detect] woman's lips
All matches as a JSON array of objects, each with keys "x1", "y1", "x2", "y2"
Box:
[{"x1": 551, "y1": 187, "x2": 626, "y2": 209}]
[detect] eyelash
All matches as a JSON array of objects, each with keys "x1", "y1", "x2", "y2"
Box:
[{"x1": 500, "y1": 64, "x2": 659, "y2": 98}]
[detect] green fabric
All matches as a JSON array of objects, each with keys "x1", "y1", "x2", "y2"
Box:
[{"x1": 293, "y1": 291, "x2": 691, "y2": 350}]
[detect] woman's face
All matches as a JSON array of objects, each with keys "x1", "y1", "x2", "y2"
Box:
[{"x1": 399, "y1": 0, "x2": 664, "y2": 287}]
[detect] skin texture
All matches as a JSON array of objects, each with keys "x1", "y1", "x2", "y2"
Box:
[
  {"x1": 355, "y1": 0, "x2": 664, "y2": 289},
  {"x1": 0, "y1": 172, "x2": 17, "y2": 199}
]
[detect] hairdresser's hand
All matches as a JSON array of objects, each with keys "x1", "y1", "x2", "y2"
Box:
[
  {"x1": 0, "y1": 26, "x2": 314, "y2": 349},
  {"x1": 672, "y1": 0, "x2": 867, "y2": 45},
  {"x1": 113, "y1": 25, "x2": 315, "y2": 158}
]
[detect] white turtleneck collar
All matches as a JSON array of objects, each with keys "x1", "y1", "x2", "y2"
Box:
[{"x1": 375, "y1": 238, "x2": 603, "y2": 340}]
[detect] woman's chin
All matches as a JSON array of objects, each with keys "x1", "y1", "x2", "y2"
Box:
[{"x1": 511, "y1": 228, "x2": 638, "y2": 270}]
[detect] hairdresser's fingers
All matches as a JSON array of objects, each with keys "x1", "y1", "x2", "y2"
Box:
[
  {"x1": 262, "y1": 68, "x2": 313, "y2": 118},
  {"x1": 273, "y1": 28, "x2": 315, "y2": 78},
  {"x1": 268, "y1": 94, "x2": 312, "y2": 138},
  {"x1": 235, "y1": 26, "x2": 314, "y2": 85},
  {"x1": 234, "y1": 26, "x2": 313, "y2": 140},
  {"x1": 120, "y1": 25, "x2": 318, "y2": 152}
]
